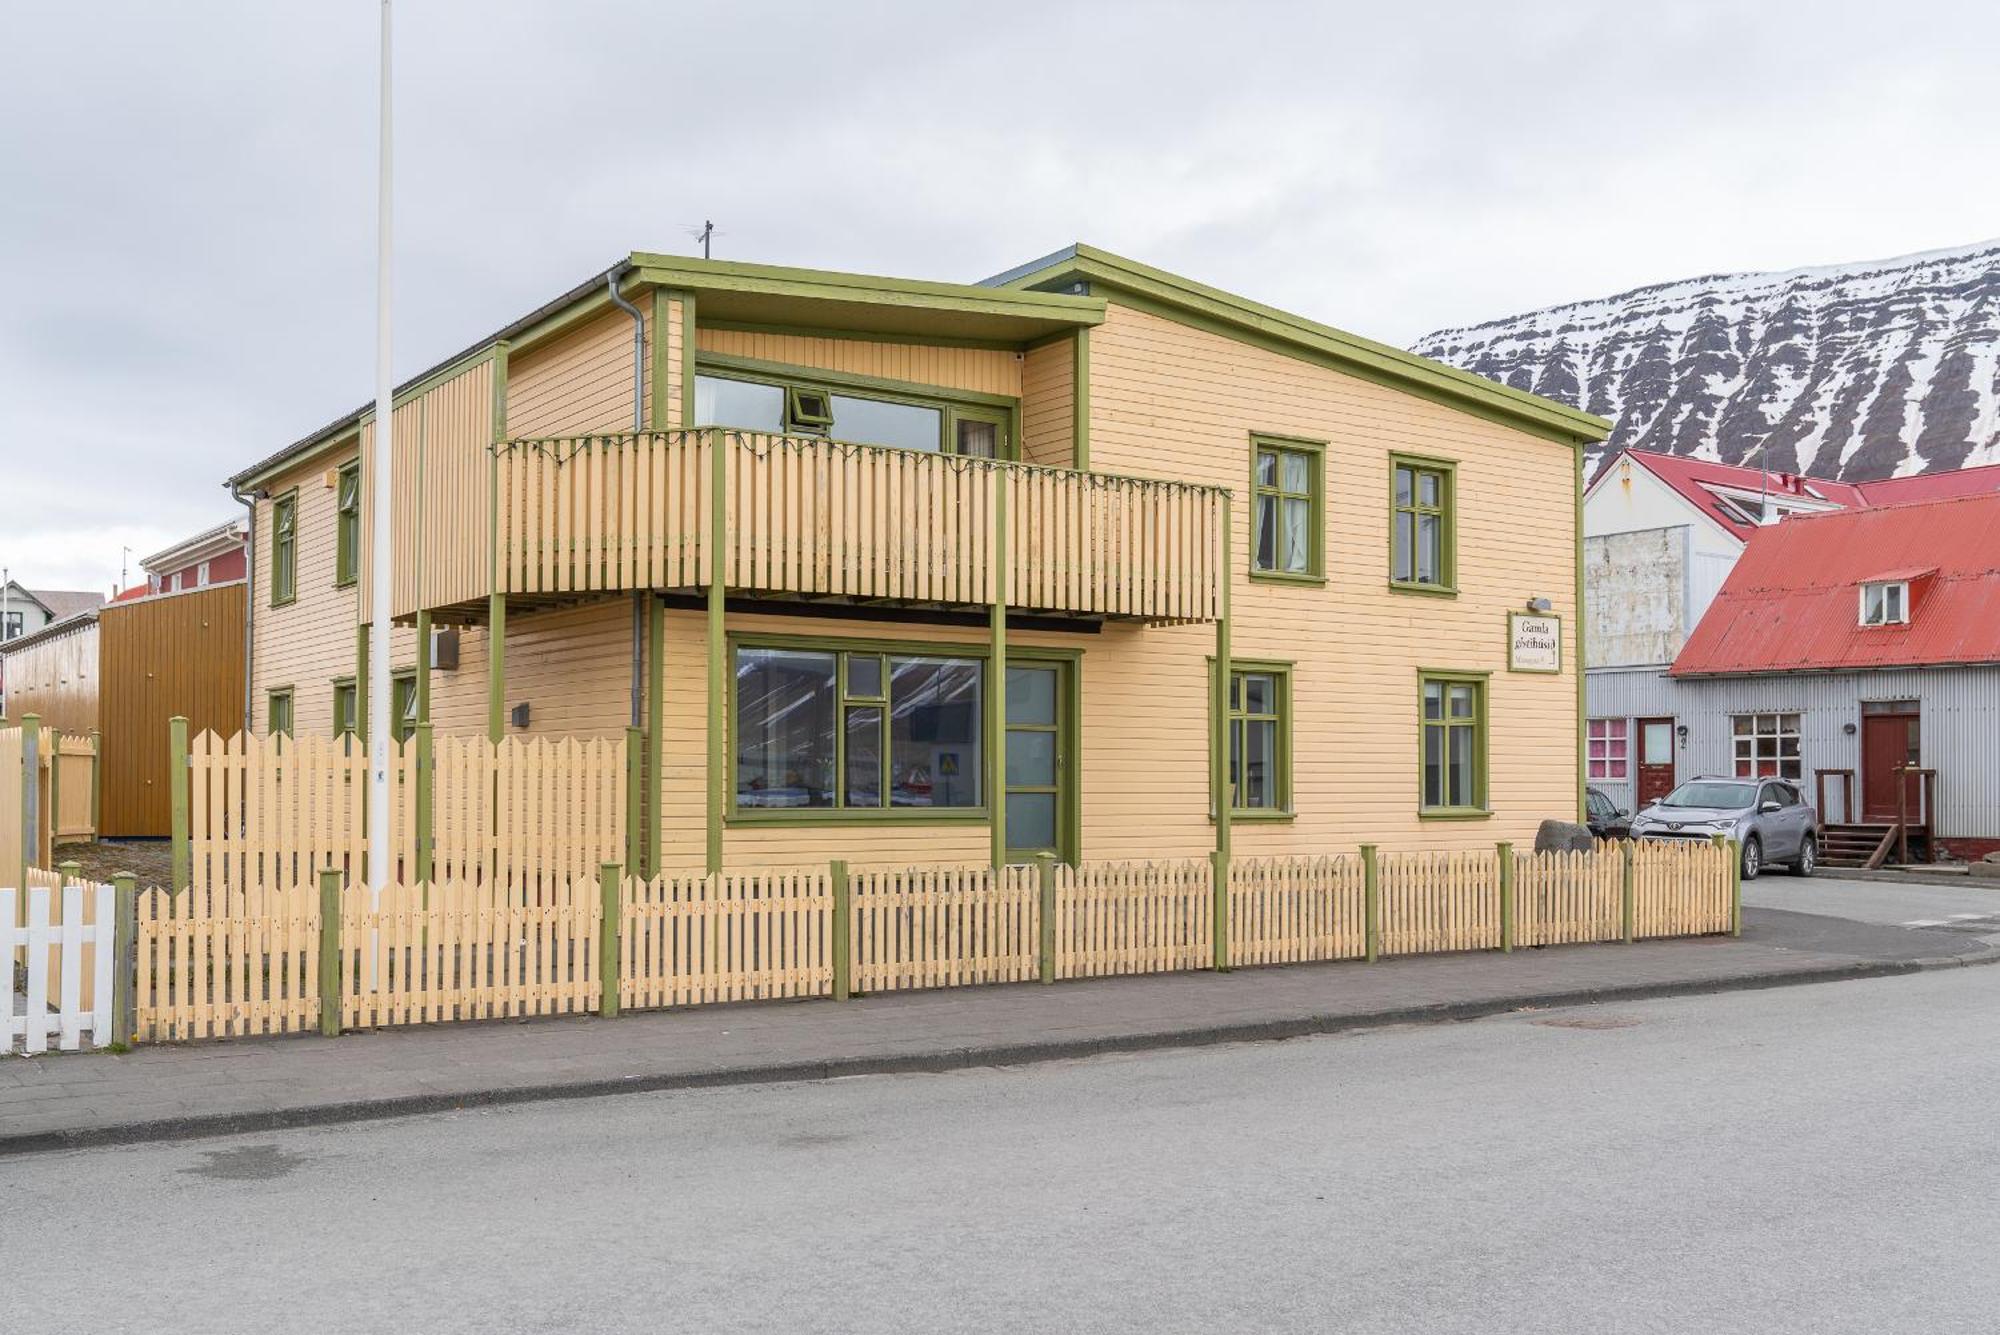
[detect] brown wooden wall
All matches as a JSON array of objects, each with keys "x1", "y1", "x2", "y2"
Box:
[
  {"x1": 1, "y1": 617, "x2": 99, "y2": 733},
  {"x1": 100, "y1": 583, "x2": 246, "y2": 837}
]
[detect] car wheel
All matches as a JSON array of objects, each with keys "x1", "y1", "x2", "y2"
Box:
[
  {"x1": 1740, "y1": 836, "x2": 1763, "y2": 880},
  {"x1": 1791, "y1": 836, "x2": 1816, "y2": 877}
]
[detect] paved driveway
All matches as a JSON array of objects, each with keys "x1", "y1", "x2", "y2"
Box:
[{"x1": 1745, "y1": 872, "x2": 2000, "y2": 941}]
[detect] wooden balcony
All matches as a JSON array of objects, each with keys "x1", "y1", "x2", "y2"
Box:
[{"x1": 474, "y1": 430, "x2": 1227, "y2": 624}]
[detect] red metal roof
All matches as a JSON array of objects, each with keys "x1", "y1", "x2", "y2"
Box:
[
  {"x1": 1672, "y1": 491, "x2": 2000, "y2": 675},
  {"x1": 1597, "y1": 449, "x2": 2000, "y2": 543}
]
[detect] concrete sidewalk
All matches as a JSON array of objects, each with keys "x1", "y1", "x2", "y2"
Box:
[{"x1": 4, "y1": 907, "x2": 1994, "y2": 1156}]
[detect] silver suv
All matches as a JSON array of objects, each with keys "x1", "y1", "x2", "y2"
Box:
[{"x1": 1628, "y1": 776, "x2": 1818, "y2": 879}]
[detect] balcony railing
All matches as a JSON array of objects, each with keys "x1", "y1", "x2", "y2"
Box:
[{"x1": 487, "y1": 430, "x2": 1227, "y2": 624}]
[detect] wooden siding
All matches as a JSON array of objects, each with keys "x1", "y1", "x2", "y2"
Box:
[
  {"x1": 250, "y1": 446, "x2": 418, "y2": 739},
  {"x1": 0, "y1": 617, "x2": 98, "y2": 733},
  {"x1": 507, "y1": 305, "x2": 648, "y2": 439},
  {"x1": 696, "y1": 328, "x2": 1023, "y2": 399},
  {"x1": 1072, "y1": 299, "x2": 1582, "y2": 856},
  {"x1": 1019, "y1": 336, "x2": 1075, "y2": 468},
  {"x1": 428, "y1": 599, "x2": 638, "y2": 741},
  {"x1": 378, "y1": 357, "x2": 495, "y2": 617},
  {"x1": 99, "y1": 583, "x2": 245, "y2": 837}
]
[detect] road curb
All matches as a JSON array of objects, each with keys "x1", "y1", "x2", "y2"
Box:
[{"x1": 7, "y1": 946, "x2": 1997, "y2": 1158}]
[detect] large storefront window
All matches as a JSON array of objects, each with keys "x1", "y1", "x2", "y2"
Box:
[{"x1": 735, "y1": 644, "x2": 983, "y2": 813}]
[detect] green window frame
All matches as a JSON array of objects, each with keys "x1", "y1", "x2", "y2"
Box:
[
  {"x1": 1390, "y1": 454, "x2": 1456, "y2": 595},
  {"x1": 1250, "y1": 436, "x2": 1324, "y2": 582},
  {"x1": 1419, "y1": 669, "x2": 1489, "y2": 817},
  {"x1": 334, "y1": 460, "x2": 361, "y2": 587},
  {"x1": 729, "y1": 633, "x2": 991, "y2": 825},
  {"x1": 694, "y1": 355, "x2": 1018, "y2": 460},
  {"x1": 391, "y1": 669, "x2": 418, "y2": 743},
  {"x1": 332, "y1": 678, "x2": 358, "y2": 741},
  {"x1": 1211, "y1": 659, "x2": 1294, "y2": 819},
  {"x1": 270, "y1": 491, "x2": 298, "y2": 607},
  {"x1": 266, "y1": 688, "x2": 294, "y2": 739}
]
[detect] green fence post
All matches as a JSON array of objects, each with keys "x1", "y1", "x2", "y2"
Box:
[
  {"x1": 599, "y1": 860, "x2": 622, "y2": 1018},
  {"x1": 1037, "y1": 852, "x2": 1057, "y2": 985},
  {"x1": 624, "y1": 725, "x2": 643, "y2": 873},
  {"x1": 111, "y1": 872, "x2": 136, "y2": 1047},
  {"x1": 1621, "y1": 838, "x2": 1636, "y2": 943},
  {"x1": 414, "y1": 722, "x2": 435, "y2": 886},
  {"x1": 1719, "y1": 833, "x2": 1742, "y2": 937},
  {"x1": 1211, "y1": 848, "x2": 1231, "y2": 972},
  {"x1": 169, "y1": 716, "x2": 190, "y2": 894},
  {"x1": 1361, "y1": 844, "x2": 1380, "y2": 963},
  {"x1": 20, "y1": 713, "x2": 40, "y2": 883},
  {"x1": 830, "y1": 859, "x2": 851, "y2": 1001},
  {"x1": 1497, "y1": 841, "x2": 1515, "y2": 954},
  {"x1": 318, "y1": 868, "x2": 342, "y2": 1038}
]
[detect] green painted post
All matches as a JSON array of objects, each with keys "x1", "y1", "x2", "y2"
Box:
[
  {"x1": 645, "y1": 597, "x2": 665, "y2": 877},
  {"x1": 1211, "y1": 848, "x2": 1231, "y2": 972},
  {"x1": 111, "y1": 872, "x2": 136, "y2": 1047},
  {"x1": 317, "y1": 868, "x2": 342, "y2": 1038},
  {"x1": 168, "y1": 716, "x2": 190, "y2": 894},
  {"x1": 830, "y1": 859, "x2": 851, "y2": 1001},
  {"x1": 1621, "y1": 838, "x2": 1636, "y2": 943},
  {"x1": 1497, "y1": 841, "x2": 1515, "y2": 954},
  {"x1": 989, "y1": 469, "x2": 1008, "y2": 871},
  {"x1": 414, "y1": 722, "x2": 434, "y2": 886},
  {"x1": 706, "y1": 430, "x2": 728, "y2": 876},
  {"x1": 1361, "y1": 843, "x2": 1380, "y2": 963},
  {"x1": 624, "y1": 725, "x2": 643, "y2": 872},
  {"x1": 18, "y1": 714, "x2": 38, "y2": 885},
  {"x1": 1037, "y1": 851, "x2": 1057, "y2": 984},
  {"x1": 486, "y1": 593, "x2": 507, "y2": 742},
  {"x1": 599, "y1": 860, "x2": 622, "y2": 1017}
]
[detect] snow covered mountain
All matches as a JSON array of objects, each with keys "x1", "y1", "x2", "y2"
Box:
[{"x1": 1412, "y1": 240, "x2": 2000, "y2": 481}]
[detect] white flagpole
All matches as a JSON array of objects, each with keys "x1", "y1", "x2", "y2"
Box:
[{"x1": 367, "y1": 0, "x2": 394, "y2": 902}]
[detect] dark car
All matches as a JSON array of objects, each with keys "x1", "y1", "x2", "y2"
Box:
[
  {"x1": 1629, "y1": 776, "x2": 1818, "y2": 879},
  {"x1": 1585, "y1": 786, "x2": 1631, "y2": 839}
]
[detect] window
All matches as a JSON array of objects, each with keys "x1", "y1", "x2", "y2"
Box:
[
  {"x1": 1860, "y1": 581, "x2": 1908, "y2": 626},
  {"x1": 1391, "y1": 456, "x2": 1455, "y2": 592},
  {"x1": 333, "y1": 680, "x2": 359, "y2": 740},
  {"x1": 196, "y1": 561, "x2": 210, "y2": 587},
  {"x1": 335, "y1": 461, "x2": 361, "y2": 587},
  {"x1": 271, "y1": 492, "x2": 298, "y2": 605},
  {"x1": 1, "y1": 611, "x2": 21, "y2": 640},
  {"x1": 1731, "y1": 712, "x2": 1800, "y2": 780},
  {"x1": 1218, "y1": 664, "x2": 1292, "y2": 814},
  {"x1": 734, "y1": 643, "x2": 984, "y2": 815},
  {"x1": 1587, "y1": 718, "x2": 1629, "y2": 780},
  {"x1": 694, "y1": 368, "x2": 1012, "y2": 458},
  {"x1": 267, "y1": 689, "x2": 294, "y2": 739},
  {"x1": 392, "y1": 671, "x2": 418, "y2": 743},
  {"x1": 1251, "y1": 437, "x2": 1323, "y2": 581},
  {"x1": 1419, "y1": 672, "x2": 1487, "y2": 814}
]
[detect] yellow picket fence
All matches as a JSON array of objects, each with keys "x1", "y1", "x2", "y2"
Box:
[
  {"x1": 126, "y1": 839, "x2": 1739, "y2": 1043},
  {"x1": 2, "y1": 724, "x2": 97, "y2": 875},
  {"x1": 182, "y1": 729, "x2": 626, "y2": 894},
  {"x1": 622, "y1": 868, "x2": 832, "y2": 1009}
]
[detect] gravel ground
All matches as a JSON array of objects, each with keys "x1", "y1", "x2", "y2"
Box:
[{"x1": 51, "y1": 838, "x2": 174, "y2": 887}]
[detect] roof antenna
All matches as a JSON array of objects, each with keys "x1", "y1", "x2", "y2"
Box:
[{"x1": 697, "y1": 220, "x2": 714, "y2": 260}]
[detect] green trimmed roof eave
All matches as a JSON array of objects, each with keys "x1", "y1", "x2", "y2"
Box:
[
  {"x1": 986, "y1": 243, "x2": 1610, "y2": 448},
  {"x1": 631, "y1": 252, "x2": 1105, "y2": 343}
]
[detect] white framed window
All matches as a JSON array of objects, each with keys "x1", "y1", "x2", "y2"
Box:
[
  {"x1": 1860, "y1": 581, "x2": 1908, "y2": 626},
  {"x1": 1587, "y1": 718, "x2": 1629, "y2": 780},
  {"x1": 1732, "y1": 712, "x2": 1801, "y2": 780},
  {"x1": 196, "y1": 560, "x2": 211, "y2": 587}
]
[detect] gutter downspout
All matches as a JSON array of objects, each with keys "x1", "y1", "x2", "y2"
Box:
[
  {"x1": 607, "y1": 268, "x2": 647, "y2": 733},
  {"x1": 229, "y1": 483, "x2": 258, "y2": 734}
]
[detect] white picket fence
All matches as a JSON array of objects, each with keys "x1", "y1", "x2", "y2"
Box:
[{"x1": 4, "y1": 878, "x2": 116, "y2": 1055}]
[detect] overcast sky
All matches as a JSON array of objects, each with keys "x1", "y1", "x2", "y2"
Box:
[{"x1": 4, "y1": 1, "x2": 1997, "y2": 592}]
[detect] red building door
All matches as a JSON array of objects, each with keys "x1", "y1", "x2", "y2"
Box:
[
  {"x1": 1635, "y1": 718, "x2": 1676, "y2": 807},
  {"x1": 1861, "y1": 706, "x2": 1921, "y2": 822}
]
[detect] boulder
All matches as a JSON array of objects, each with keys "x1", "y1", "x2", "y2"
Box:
[
  {"x1": 1984, "y1": 851, "x2": 2000, "y2": 864},
  {"x1": 1535, "y1": 819, "x2": 1596, "y2": 854}
]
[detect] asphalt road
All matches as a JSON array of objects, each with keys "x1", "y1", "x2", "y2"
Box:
[
  {"x1": 14, "y1": 961, "x2": 2000, "y2": 1334},
  {"x1": 1747, "y1": 870, "x2": 2000, "y2": 938}
]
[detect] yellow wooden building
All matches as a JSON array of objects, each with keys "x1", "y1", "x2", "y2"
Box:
[{"x1": 225, "y1": 245, "x2": 1607, "y2": 874}]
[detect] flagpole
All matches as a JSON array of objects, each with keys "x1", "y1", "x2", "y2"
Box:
[{"x1": 367, "y1": 0, "x2": 394, "y2": 903}]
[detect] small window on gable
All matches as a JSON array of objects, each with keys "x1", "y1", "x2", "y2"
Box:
[{"x1": 1860, "y1": 581, "x2": 1908, "y2": 627}]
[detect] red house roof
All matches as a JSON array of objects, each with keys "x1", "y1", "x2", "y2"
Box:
[
  {"x1": 1672, "y1": 491, "x2": 2000, "y2": 676},
  {"x1": 1596, "y1": 449, "x2": 2000, "y2": 543}
]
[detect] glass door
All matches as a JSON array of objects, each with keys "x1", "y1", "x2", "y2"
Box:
[{"x1": 1004, "y1": 662, "x2": 1071, "y2": 864}]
